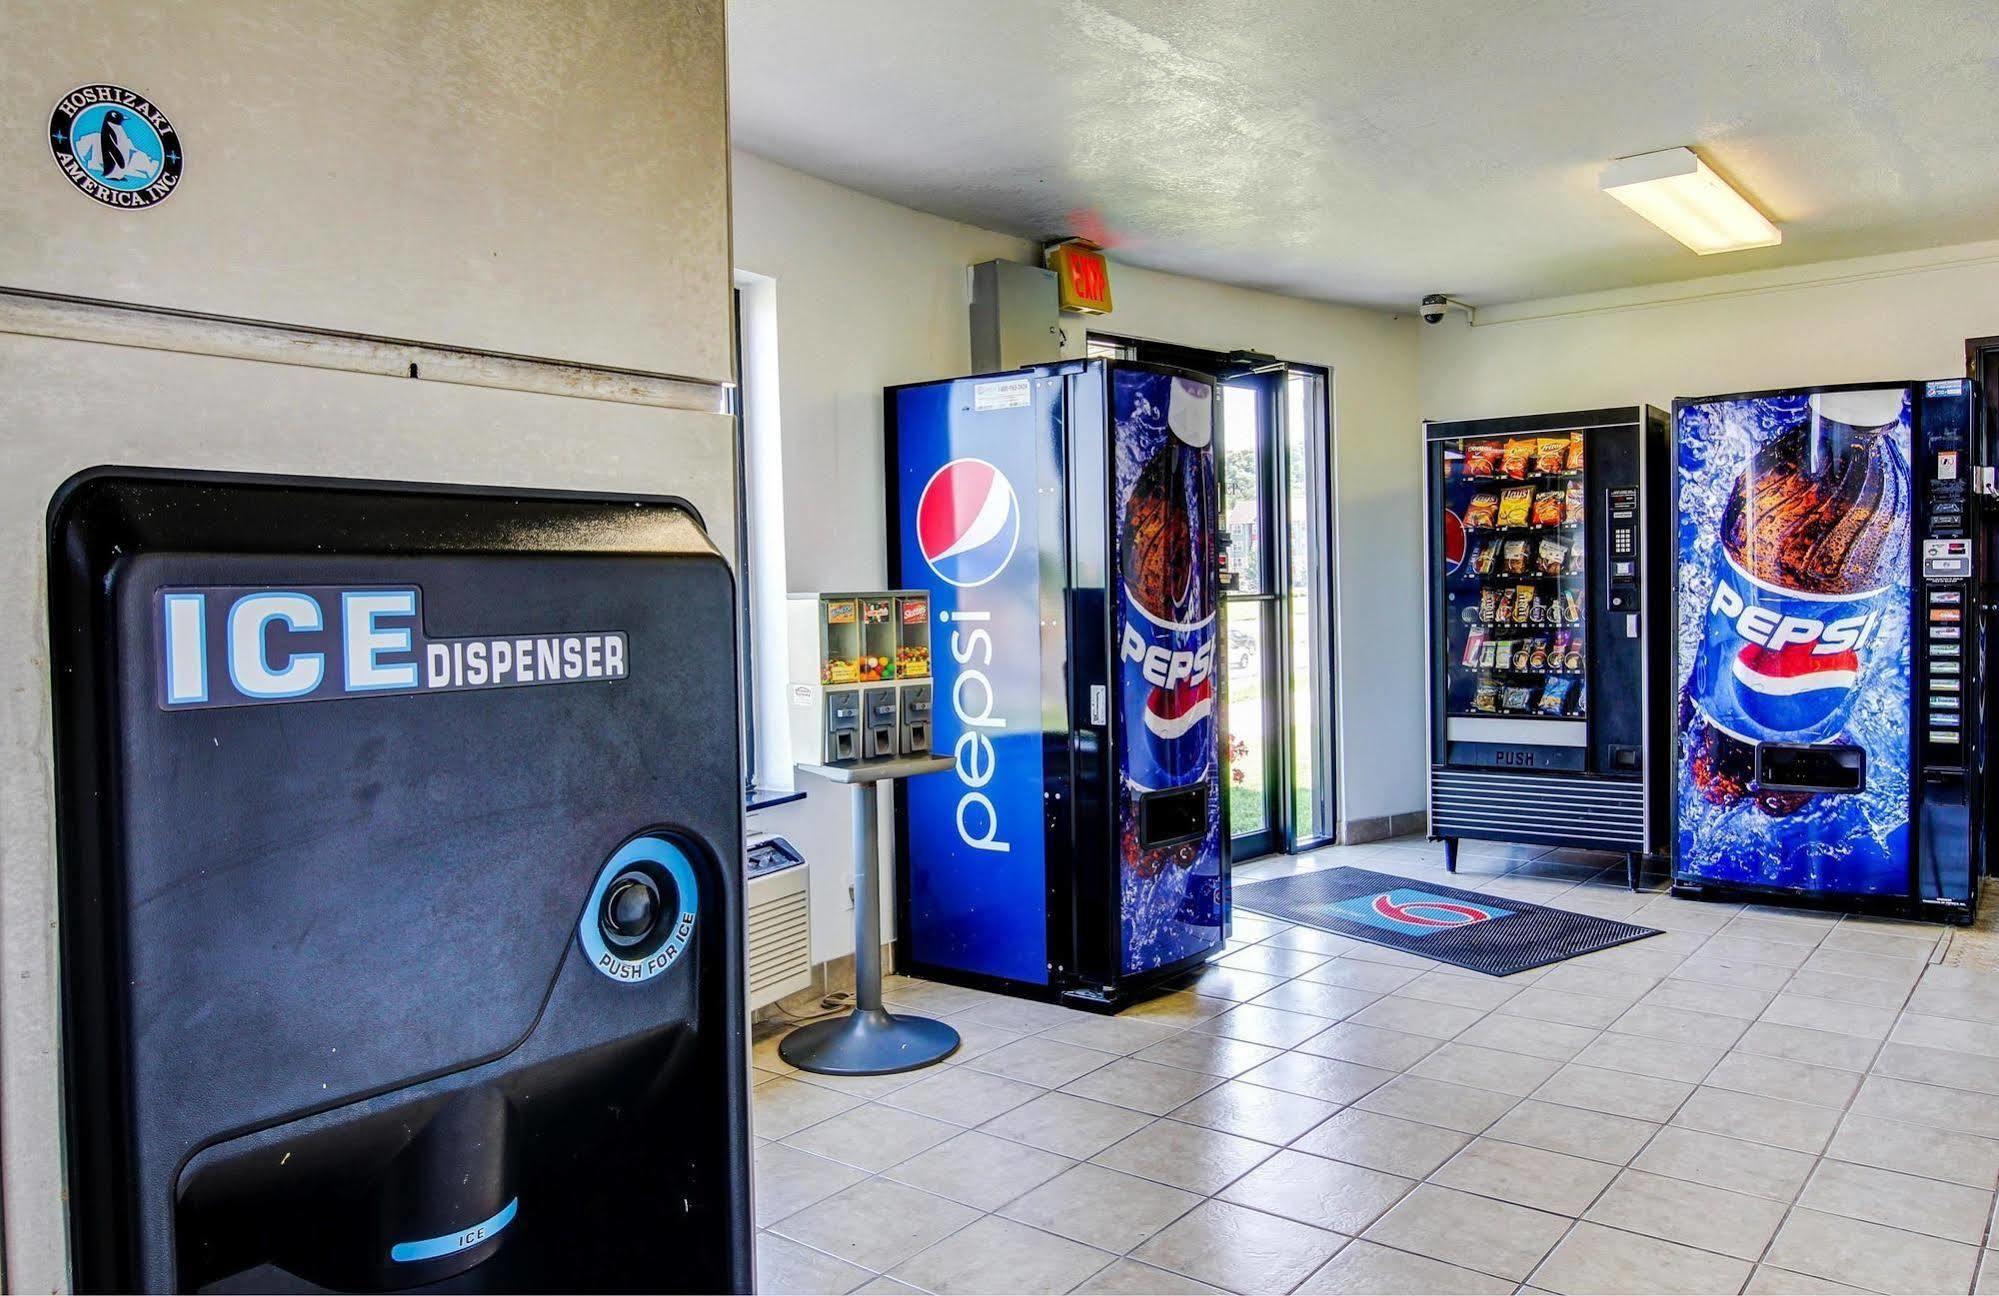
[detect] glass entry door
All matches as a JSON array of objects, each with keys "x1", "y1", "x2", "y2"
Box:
[{"x1": 1218, "y1": 366, "x2": 1334, "y2": 859}]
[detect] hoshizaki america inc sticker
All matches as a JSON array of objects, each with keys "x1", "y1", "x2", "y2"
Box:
[{"x1": 49, "y1": 84, "x2": 183, "y2": 209}]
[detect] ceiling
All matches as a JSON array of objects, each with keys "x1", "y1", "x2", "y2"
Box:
[{"x1": 727, "y1": 0, "x2": 1999, "y2": 310}]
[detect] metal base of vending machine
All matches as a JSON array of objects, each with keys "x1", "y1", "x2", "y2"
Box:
[{"x1": 48, "y1": 468, "x2": 753, "y2": 1293}]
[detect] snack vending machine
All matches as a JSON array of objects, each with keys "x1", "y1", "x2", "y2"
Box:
[
  {"x1": 886, "y1": 360, "x2": 1227, "y2": 1008},
  {"x1": 1423, "y1": 407, "x2": 1671, "y2": 885},
  {"x1": 1672, "y1": 380, "x2": 1986, "y2": 919}
]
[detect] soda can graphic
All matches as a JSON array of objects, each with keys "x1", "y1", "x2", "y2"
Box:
[
  {"x1": 1118, "y1": 376, "x2": 1218, "y2": 792},
  {"x1": 1683, "y1": 388, "x2": 1910, "y2": 766},
  {"x1": 1688, "y1": 550, "x2": 1889, "y2": 745}
]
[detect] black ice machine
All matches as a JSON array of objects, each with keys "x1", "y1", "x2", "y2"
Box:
[{"x1": 47, "y1": 469, "x2": 752, "y2": 1293}]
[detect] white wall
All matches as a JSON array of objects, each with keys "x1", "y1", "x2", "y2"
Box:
[
  {"x1": 730, "y1": 152, "x2": 1425, "y2": 969},
  {"x1": 1420, "y1": 240, "x2": 1999, "y2": 419},
  {"x1": 0, "y1": 6, "x2": 734, "y2": 1288}
]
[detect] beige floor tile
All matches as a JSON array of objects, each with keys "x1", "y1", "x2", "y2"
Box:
[
  {"x1": 1671, "y1": 953, "x2": 1795, "y2": 994},
  {"x1": 1062, "y1": 1056, "x2": 1223, "y2": 1115},
  {"x1": 1247, "y1": 977, "x2": 1382, "y2": 1020},
  {"x1": 1533, "y1": 965, "x2": 1660, "y2": 1003},
  {"x1": 1176, "y1": 963, "x2": 1286, "y2": 1003},
  {"x1": 1132, "y1": 1030, "x2": 1283, "y2": 1078},
  {"x1": 1802, "y1": 947, "x2": 1926, "y2": 986},
  {"x1": 849, "y1": 1278, "x2": 924, "y2": 1295},
  {"x1": 1483, "y1": 1099, "x2": 1658, "y2": 1165},
  {"x1": 754, "y1": 1075, "x2": 865, "y2": 1139},
  {"x1": 1170, "y1": 1079, "x2": 1339, "y2": 1144},
  {"x1": 931, "y1": 1015, "x2": 1027, "y2": 1065},
  {"x1": 1453, "y1": 1013, "x2": 1600, "y2": 1062},
  {"x1": 1699, "y1": 934, "x2": 1814, "y2": 970},
  {"x1": 1720, "y1": 915, "x2": 1827, "y2": 946},
  {"x1": 1529, "y1": 1062, "x2": 1693, "y2": 1123},
  {"x1": 1584, "y1": 1167, "x2": 1786, "y2": 1260},
  {"x1": 1236, "y1": 1050, "x2": 1397, "y2": 1104},
  {"x1": 890, "y1": 1214, "x2": 1112, "y2": 1296},
  {"x1": 1218, "y1": 1148, "x2": 1416, "y2": 1233},
  {"x1": 1734, "y1": 1020, "x2": 1881, "y2": 1072},
  {"x1": 1852, "y1": 1074, "x2": 1999, "y2": 1139},
  {"x1": 1301, "y1": 956, "x2": 1423, "y2": 993},
  {"x1": 1132, "y1": 1199, "x2": 1347, "y2": 1294},
  {"x1": 1629, "y1": 1125, "x2": 1816, "y2": 1201},
  {"x1": 1608, "y1": 1002, "x2": 1750, "y2": 1049},
  {"x1": 1037, "y1": 1014, "x2": 1185, "y2": 1056},
  {"x1": 755, "y1": 1140, "x2": 870, "y2": 1224},
  {"x1": 1701, "y1": 1049, "x2": 1861, "y2": 1110},
  {"x1": 756, "y1": 1232, "x2": 873, "y2": 1296},
  {"x1": 999, "y1": 1162, "x2": 1200, "y2": 1253},
  {"x1": 1397, "y1": 970, "x2": 1526, "y2": 1012},
  {"x1": 1214, "y1": 942, "x2": 1331, "y2": 979},
  {"x1": 1499, "y1": 987, "x2": 1629, "y2": 1030},
  {"x1": 1572, "y1": 1031, "x2": 1724, "y2": 1084},
  {"x1": 1979, "y1": 1251, "x2": 1999, "y2": 1296},
  {"x1": 1765, "y1": 1207, "x2": 1980, "y2": 1295},
  {"x1": 1121, "y1": 989, "x2": 1235, "y2": 1027},
  {"x1": 1670, "y1": 1085, "x2": 1840, "y2": 1154},
  {"x1": 1295, "y1": 1020, "x2": 1444, "y2": 1070},
  {"x1": 1432, "y1": 1136, "x2": 1619, "y2": 1215},
  {"x1": 1760, "y1": 991, "x2": 1899, "y2": 1041},
  {"x1": 1822, "y1": 925, "x2": 1942, "y2": 961},
  {"x1": 1797, "y1": 1158, "x2": 1993, "y2": 1244},
  {"x1": 967, "y1": 1035, "x2": 1117, "y2": 1088},
  {"x1": 783, "y1": 1101, "x2": 962, "y2": 1173},
  {"x1": 1786, "y1": 967, "x2": 1918, "y2": 1010},
  {"x1": 979, "y1": 1091, "x2": 1155, "y2": 1159},
  {"x1": 1295, "y1": 1239, "x2": 1513, "y2": 1294},
  {"x1": 1361, "y1": 1184, "x2": 1570, "y2": 1283},
  {"x1": 1742, "y1": 1265, "x2": 1871, "y2": 1294},
  {"x1": 778, "y1": 1065, "x2": 925, "y2": 1102},
  {"x1": 1347, "y1": 994, "x2": 1486, "y2": 1039},
  {"x1": 1073, "y1": 1257, "x2": 1223, "y2": 1294},
  {"x1": 1891, "y1": 1011, "x2": 1999, "y2": 1061},
  {"x1": 1873, "y1": 1041, "x2": 1999, "y2": 1097},
  {"x1": 952, "y1": 995, "x2": 1100, "y2": 1033},
  {"x1": 772, "y1": 1178, "x2": 983, "y2": 1274},
  {"x1": 1196, "y1": 1002, "x2": 1336, "y2": 1048},
  {"x1": 1293, "y1": 1106, "x2": 1472, "y2": 1177},
  {"x1": 1409, "y1": 1041, "x2": 1564, "y2": 1096},
  {"x1": 1531, "y1": 1221, "x2": 1753, "y2": 1296},
  {"x1": 1092, "y1": 1117, "x2": 1275, "y2": 1195},
  {"x1": 1260, "y1": 925, "x2": 1367, "y2": 957},
  {"x1": 884, "y1": 1128, "x2": 1073, "y2": 1211},
  {"x1": 1639, "y1": 977, "x2": 1776, "y2": 1021},
  {"x1": 1357, "y1": 1073, "x2": 1520, "y2": 1134},
  {"x1": 1825, "y1": 1112, "x2": 1999, "y2": 1189},
  {"x1": 882, "y1": 1064, "x2": 1043, "y2": 1126}
]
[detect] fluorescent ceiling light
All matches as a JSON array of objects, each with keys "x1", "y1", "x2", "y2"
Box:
[{"x1": 1600, "y1": 147, "x2": 1780, "y2": 254}]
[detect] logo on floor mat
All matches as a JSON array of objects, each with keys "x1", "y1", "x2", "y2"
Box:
[{"x1": 1322, "y1": 888, "x2": 1512, "y2": 936}]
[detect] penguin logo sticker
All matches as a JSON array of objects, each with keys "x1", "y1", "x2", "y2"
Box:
[{"x1": 49, "y1": 84, "x2": 183, "y2": 209}]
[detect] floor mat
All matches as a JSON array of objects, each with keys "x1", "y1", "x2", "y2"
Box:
[{"x1": 1234, "y1": 866, "x2": 1660, "y2": 976}]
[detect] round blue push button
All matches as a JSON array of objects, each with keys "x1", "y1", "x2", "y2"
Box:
[{"x1": 579, "y1": 835, "x2": 699, "y2": 982}]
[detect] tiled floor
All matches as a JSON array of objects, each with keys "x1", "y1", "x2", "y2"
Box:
[{"x1": 750, "y1": 835, "x2": 1999, "y2": 1295}]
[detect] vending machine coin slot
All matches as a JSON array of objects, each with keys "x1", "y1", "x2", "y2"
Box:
[
  {"x1": 826, "y1": 688, "x2": 861, "y2": 762},
  {"x1": 862, "y1": 686, "x2": 899, "y2": 759},
  {"x1": 898, "y1": 683, "x2": 932, "y2": 756}
]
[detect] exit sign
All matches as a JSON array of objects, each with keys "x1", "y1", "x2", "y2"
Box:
[{"x1": 1047, "y1": 242, "x2": 1113, "y2": 314}]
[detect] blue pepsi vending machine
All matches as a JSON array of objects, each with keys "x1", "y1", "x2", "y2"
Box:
[
  {"x1": 885, "y1": 361, "x2": 1227, "y2": 1008},
  {"x1": 1673, "y1": 380, "x2": 1986, "y2": 919}
]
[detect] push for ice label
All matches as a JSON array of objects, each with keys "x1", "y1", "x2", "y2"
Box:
[{"x1": 156, "y1": 585, "x2": 626, "y2": 710}]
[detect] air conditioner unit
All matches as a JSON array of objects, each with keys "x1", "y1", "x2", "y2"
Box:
[{"x1": 746, "y1": 833, "x2": 811, "y2": 1009}]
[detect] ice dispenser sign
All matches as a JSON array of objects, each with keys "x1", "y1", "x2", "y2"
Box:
[{"x1": 157, "y1": 585, "x2": 627, "y2": 710}]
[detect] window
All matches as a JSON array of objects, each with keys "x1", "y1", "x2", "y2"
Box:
[{"x1": 735, "y1": 270, "x2": 794, "y2": 798}]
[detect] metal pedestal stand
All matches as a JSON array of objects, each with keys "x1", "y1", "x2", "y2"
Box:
[{"x1": 778, "y1": 755, "x2": 960, "y2": 1075}]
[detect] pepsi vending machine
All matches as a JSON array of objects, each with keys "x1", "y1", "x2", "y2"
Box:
[
  {"x1": 1673, "y1": 381, "x2": 1986, "y2": 919},
  {"x1": 885, "y1": 361, "x2": 1226, "y2": 1008}
]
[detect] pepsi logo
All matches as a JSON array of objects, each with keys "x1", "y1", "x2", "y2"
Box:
[
  {"x1": 917, "y1": 459, "x2": 1020, "y2": 588},
  {"x1": 1443, "y1": 509, "x2": 1466, "y2": 572}
]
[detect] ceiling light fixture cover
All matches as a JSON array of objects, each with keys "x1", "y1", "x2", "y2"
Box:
[{"x1": 1599, "y1": 147, "x2": 1780, "y2": 254}]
